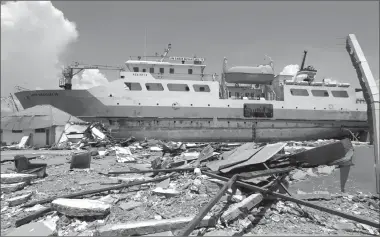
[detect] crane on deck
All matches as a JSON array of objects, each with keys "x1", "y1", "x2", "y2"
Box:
[
  {"x1": 346, "y1": 34, "x2": 380, "y2": 194},
  {"x1": 59, "y1": 62, "x2": 125, "y2": 90}
]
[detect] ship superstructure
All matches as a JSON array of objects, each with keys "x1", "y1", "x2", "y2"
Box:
[{"x1": 14, "y1": 44, "x2": 368, "y2": 142}]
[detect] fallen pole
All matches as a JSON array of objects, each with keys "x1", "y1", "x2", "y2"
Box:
[
  {"x1": 15, "y1": 207, "x2": 52, "y2": 227},
  {"x1": 22, "y1": 174, "x2": 172, "y2": 208},
  {"x1": 204, "y1": 172, "x2": 379, "y2": 228},
  {"x1": 108, "y1": 167, "x2": 209, "y2": 175},
  {"x1": 176, "y1": 174, "x2": 238, "y2": 236}
]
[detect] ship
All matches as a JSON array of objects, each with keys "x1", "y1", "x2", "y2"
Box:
[{"x1": 14, "y1": 44, "x2": 368, "y2": 142}]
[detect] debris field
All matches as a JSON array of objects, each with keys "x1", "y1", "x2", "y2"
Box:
[{"x1": 1, "y1": 125, "x2": 379, "y2": 236}]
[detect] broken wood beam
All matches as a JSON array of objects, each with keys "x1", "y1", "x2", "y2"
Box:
[
  {"x1": 221, "y1": 193, "x2": 263, "y2": 224},
  {"x1": 21, "y1": 174, "x2": 172, "y2": 208},
  {"x1": 177, "y1": 174, "x2": 238, "y2": 236},
  {"x1": 204, "y1": 172, "x2": 379, "y2": 228},
  {"x1": 15, "y1": 207, "x2": 52, "y2": 227},
  {"x1": 108, "y1": 167, "x2": 209, "y2": 175}
]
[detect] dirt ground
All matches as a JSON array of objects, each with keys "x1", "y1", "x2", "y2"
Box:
[{"x1": 1, "y1": 143, "x2": 379, "y2": 236}]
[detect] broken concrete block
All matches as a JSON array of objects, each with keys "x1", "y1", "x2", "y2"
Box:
[
  {"x1": 115, "y1": 147, "x2": 135, "y2": 163},
  {"x1": 96, "y1": 215, "x2": 216, "y2": 236},
  {"x1": 7, "y1": 192, "x2": 33, "y2": 207},
  {"x1": 110, "y1": 175, "x2": 152, "y2": 184},
  {"x1": 98, "y1": 195, "x2": 119, "y2": 205},
  {"x1": 1, "y1": 182, "x2": 27, "y2": 194},
  {"x1": 221, "y1": 193, "x2": 263, "y2": 224},
  {"x1": 152, "y1": 187, "x2": 180, "y2": 197},
  {"x1": 150, "y1": 147, "x2": 163, "y2": 152},
  {"x1": 6, "y1": 221, "x2": 56, "y2": 236},
  {"x1": 119, "y1": 201, "x2": 143, "y2": 211},
  {"x1": 1, "y1": 173, "x2": 37, "y2": 184},
  {"x1": 194, "y1": 168, "x2": 202, "y2": 176},
  {"x1": 156, "y1": 178, "x2": 170, "y2": 189},
  {"x1": 291, "y1": 170, "x2": 308, "y2": 180},
  {"x1": 51, "y1": 198, "x2": 111, "y2": 217},
  {"x1": 317, "y1": 165, "x2": 336, "y2": 175}
]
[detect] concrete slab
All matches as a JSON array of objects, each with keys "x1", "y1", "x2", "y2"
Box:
[
  {"x1": 1, "y1": 173, "x2": 37, "y2": 184},
  {"x1": 7, "y1": 192, "x2": 33, "y2": 207},
  {"x1": 152, "y1": 187, "x2": 181, "y2": 197},
  {"x1": 1, "y1": 182, "x2": 27, "y2": 193},
  {"x1": 51, "y1": 198, "x2": 111, "y2": 217},
  {"x1": 97, "y1": 215, "x2": 216, "y2": 236},
  {"x1": 221, "y1": 193, "x2": 263, "y2": 224},
  {"x1": 6, "y1": 222, "x2": 55, "y2": 236},
  {"x1": 119, "y1": 201, "x2": 143, "y2": 211}
]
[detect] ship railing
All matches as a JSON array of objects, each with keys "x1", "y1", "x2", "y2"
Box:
[{"x1": 150, "y1": 72, "x2": 218, "y2": 81}]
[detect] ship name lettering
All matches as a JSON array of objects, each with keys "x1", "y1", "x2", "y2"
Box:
[
  {"x1": 31, "y1": 92, "x2": 59, "y2": 97},
  {"x1": 133, "y1": 73, "x2": 147, "y2": 77}
]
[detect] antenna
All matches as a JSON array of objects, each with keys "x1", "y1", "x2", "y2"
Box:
[{"x1": 144, "y1": 28, "x2": 147, "y2": 61}]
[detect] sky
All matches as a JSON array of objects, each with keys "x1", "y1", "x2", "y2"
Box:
[{"x1": 1, "y1": 1, "x2": 379, "y2": 111}]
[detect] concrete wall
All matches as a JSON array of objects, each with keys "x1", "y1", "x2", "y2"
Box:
[{"x1": 1, "y1": 126, "x2": 63, "y2": 147}]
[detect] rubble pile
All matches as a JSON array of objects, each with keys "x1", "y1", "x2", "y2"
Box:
[{"x1": 1, "y1": 135, "x2": 379, "y2": 236}]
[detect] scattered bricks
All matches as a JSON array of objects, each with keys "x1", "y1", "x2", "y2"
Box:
[
  {"x1": 221, "y1": 193, "x2": 264, "y2": 224},
  {"x1": 96, "y1": 215, "x2": 216, "y2": 236},
  {"x1": 7, "y1": 192, "x2": 33, "y2": 207},
  {"x1": 0, "y1": 173, "x2": 37, "y2": 184},
  {"x1": 119, "y1": 201, "x2": 143, "y2": 211},
  {"x1": 5, "y1": 221, "x2": 56, "y2": 236},
  {"x1": 51, "y1": 198, "x2": 111, "y2": 217},
  {"x1": 1, "y1": 182, "x2": 27, "y2": 194}
]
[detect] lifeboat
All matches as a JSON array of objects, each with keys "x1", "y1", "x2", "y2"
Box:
[{"x1": 223, "y1": 64, "x2": 275, "y2": 85}]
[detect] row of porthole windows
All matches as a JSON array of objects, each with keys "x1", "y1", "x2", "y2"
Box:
[
  {"x1": 133, "y1": 67, "x2": 193, "y2": 75},
  {"x1": 280, "y1": 106, "x2": 359, "y2": 110},
  {"x1": 124, "y1": 82, "x2": 211, "y2": 92},
  {"x1": 290, "y1": 89, "x2": 349, "y2": 98}
]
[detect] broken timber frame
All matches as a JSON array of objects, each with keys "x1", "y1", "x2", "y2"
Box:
[
  {"x1": 204, "y1": 172, "x2": 379, "y2": 228},
  {"x1": 346, "y1": 34, "x2": 380, "y2": 194}
]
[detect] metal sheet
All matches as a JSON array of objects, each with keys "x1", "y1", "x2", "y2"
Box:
[
  {"x1": 289, "y1": 138, "x2": 353, "y2": 166},
  {"x1": 220, "y1": 142, "x2": 287, "y2": 173},
  {"x1": 206, "y1": 143, "x2": 262, "y2": 172}
]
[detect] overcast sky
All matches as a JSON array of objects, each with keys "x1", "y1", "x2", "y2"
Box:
[{"x1": 1, "y1": 1, "x2": 379, "y2": 96}]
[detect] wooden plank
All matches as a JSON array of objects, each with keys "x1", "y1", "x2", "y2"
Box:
[
  {"x1": 204, "y1": 172, "x2": 379, "y2": 228},
  {"x1": 15, "y1": 207, "x2": 52, "y2": 227},
  {"x1": 176, "y1": 174, "x2": 238, "y2": 236}
]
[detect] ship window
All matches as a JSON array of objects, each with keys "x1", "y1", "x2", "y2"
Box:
[
  {"x1": 235, "y1": 92, "x2": 240, "y2": 97},
  {"x1": 311, "y1": 90, "x2": 329, "y2": 97},
  {"x1": 12, "y1": 130, "x2": 22, "y2": 133},
  {"x1": 290, "y1": 88, "x2": 309, "y2": 96},
  {"x1": 35, "y1": 128, "x2": 46, "y2": 133},
  {"x1": 188, "y1": 69, "x2": 193, "y2": 74},
  {"x1": 228, "y1": 92, "x2": 231, "y2": 97},
  {"x1": 332, "y1": 90, "x2": 349, "y2": 98},
  {"x1": 120, "y1": 75, "x2": 125, "y2": 79},
  {"x1": 193, "y1": 84, "x2": 210, "y2": 92},
  {"x1": 133, "y1": 67, "x2": 139, "y2": 72},
  {"x1": 146, "y1": 83, "x2": 164, "y2": 91},
  {"x1": 167, "y1": 83, "x2": 190, "y2": 92},
  {"x1": 150, "y1": 68, "x2": 154, "y2": 73},
  {"x1": 245, "y1": 93, "x2": 249, "y2": 97},
  {"x1": 142, "y1": 68, "x2": 146, "y2": 72},
  {"x1": 159, "y1": 68, "x2": 164, "y2": 74},
  {"x1": 124, "y1": 82, "x2": 142, "y2": 91},
  {"x1": 169, "y1": 68, "x2": 175, "y2": 74}
]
